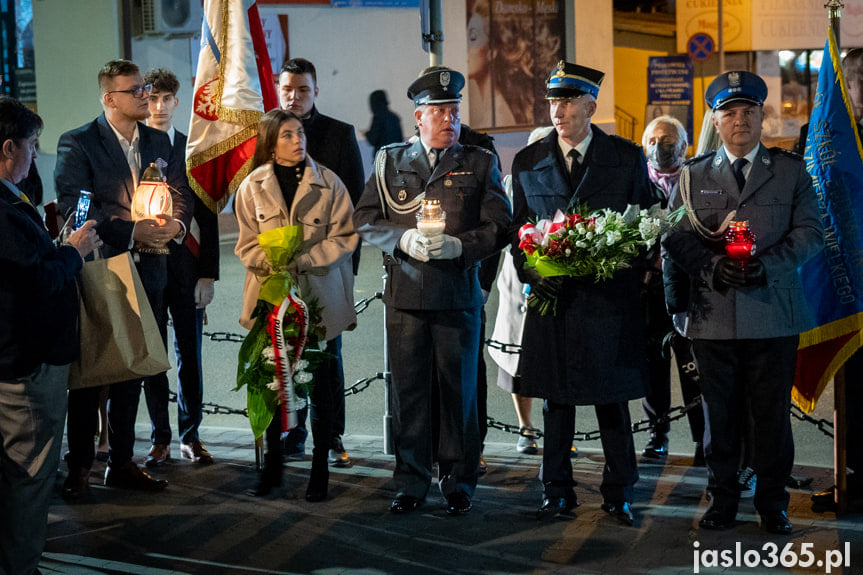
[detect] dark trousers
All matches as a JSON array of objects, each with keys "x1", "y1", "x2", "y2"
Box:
[
  {"x1": 67, "y1": 253, "x2": 166, "y2": 469},
  {"x1": 540, "y1": 400, "x2": 638, "y2": 503},
  {"x1": 264, "y1": 338, "x2": 337, "y2": 483},
  {"x1": 642, "y1": 331, "x2": 705, "y2": 441},
  {"x1": 693, "y1": 336, "x2": 798, "y2": 514},
  {"x1": 387, "y1": 306, "x2": 481, "y2": 499},
  {"x1": 283, "y1": 335, "x2": 345, "y2": 449},
  {"x1": 144, "y1": 253, "x2": 204, "y2": 445}
]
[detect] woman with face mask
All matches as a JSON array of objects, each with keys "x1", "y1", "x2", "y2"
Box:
[{"x1": 638, "y1": 115, "x2": 707, "y2": 469}]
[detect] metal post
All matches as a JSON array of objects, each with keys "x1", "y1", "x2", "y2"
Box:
[
  {"x1": 718, "y1": 0, "x2": 724, "y2": 74},
  {"x1": 428, "y1": 0, "x2": 443, "y2": 66},
  {"x1": 382, "y1": 272, "x2": 394, "y2": 455}
]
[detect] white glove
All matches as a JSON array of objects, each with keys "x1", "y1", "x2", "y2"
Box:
[
  {"x1": 194, "y1": 278, "x2": 215, "y2": 308},
  {"x1": 399, "y1": 229, "x2": 430, "y2": 262},
  {"x1": 427, "y1": 234, "x2": 462, "y2": 260}
]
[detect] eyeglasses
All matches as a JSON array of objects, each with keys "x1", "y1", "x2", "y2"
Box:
[{"x1": 107, "y1": 84, "x2": 153, "y2": 99}]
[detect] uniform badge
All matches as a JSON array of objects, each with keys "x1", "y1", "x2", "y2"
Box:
[
  {"x1": 713, "y1": 155, "x2": 723, "y2": 166},
  {"x1": 762, "y1": 155, "x2": 771, "y2": 166},
  {"x1": 552, "y1": 60, "x2": 566, "y2": 79},
  {"x1": 444, "y1": 179, "x2": 453, "y2": 187},
  {"x1": 440, "y1": 71, "x2": 450, "y2": 89},
  {"x1": 398, "y1": 189, "x2": 407, "y2": 201},
  {"x1": 728, "y1": 71, "x2": 740, "y2": 86}
]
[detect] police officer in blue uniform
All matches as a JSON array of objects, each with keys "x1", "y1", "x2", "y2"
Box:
[
  {"x1": 663, "y1": 71, "x2": 823, "y2": 534},
  {"x1": 353, "y1": 66, "x2": 511, "y2": 515}
]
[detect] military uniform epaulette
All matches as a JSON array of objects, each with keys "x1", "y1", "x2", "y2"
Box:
[
  {"x1": 462, "y1": 143, "x2": 495, "y2": 157},
  {"x1": 769, "y1": 146, "x2": 802, "y2": 160},
  {"x1": 684, "y1": 151, "x2": 715, "y2": 166},
  {"x1": 381, "y1": 141, "x2": 411, "y2": 151}
]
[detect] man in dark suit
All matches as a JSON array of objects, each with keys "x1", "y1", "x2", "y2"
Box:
[
  {"x1": 56, "y1": 59, "x2": 193, "y2": 497},
  {"x1": 663, "y1": 71, "x2": 823, "y2": 534},
  {"x1": 141, "y1": 67, "x2": 218, "y2": 467},
  {"x1": 512, "y1": 61, "x2": 655, "y2": 525},
  {"x1": 0, "y1": 95, "x2": 100, "y2": 575},
  {"x1": 278, "y1": 57, "x2": 365, "y2": 466},
  {"x1": 353, "y1": 66, "x2": 511, "y2": 515}
]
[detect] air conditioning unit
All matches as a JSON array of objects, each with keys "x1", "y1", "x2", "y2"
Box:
[{"x1": 139, "y1": 0, "x2": 203, "y2": 37}]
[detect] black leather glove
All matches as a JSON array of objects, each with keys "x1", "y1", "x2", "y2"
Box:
[
  {"x1": 531, "y1": 276, "x2": 564, "y2": 301},
  {"x1": 741, "y1": 257, "x2": 766, "y2": 286},
  {"x1": 714, "y1": 257, "x2": 766, "y2": 290},
  {"x1": 714, "y1": 257, "x2": 747, "y2": 289}
]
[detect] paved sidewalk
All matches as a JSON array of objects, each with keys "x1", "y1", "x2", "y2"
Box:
[{"x1": 42, "y1": 426, "x2": 861, "y2": 575}]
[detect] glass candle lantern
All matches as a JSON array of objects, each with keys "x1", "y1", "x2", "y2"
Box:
[
  {"x1": 131, "y1": 162, "x2": 173, "y2": 254},
  {"x1": 416, "y1": 198, "x2": 446, "y2": 238},
  {"x1": 724, "y1": 220, "x2": 756, "y2": 260},
  {"x1": 131, "y1": 163, "x2": 172, "y2": 221}
]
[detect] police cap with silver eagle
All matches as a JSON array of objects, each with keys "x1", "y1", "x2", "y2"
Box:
[
  {"x1": 407, "y1": 66, "x2": 465, "y2": 106},
  {"x1": 546, "y1": 61, "x2": 604, "y2": 99},
  {"x1": 705, "y1": 70, "x2": 767, "y2": 110}
]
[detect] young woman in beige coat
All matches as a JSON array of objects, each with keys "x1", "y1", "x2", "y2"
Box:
[{"x1": 234, "y1": 109, "x2": 358, "y2": 501}]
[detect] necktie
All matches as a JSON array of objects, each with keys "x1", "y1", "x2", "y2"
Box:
[
  {"x1": 429, "y1": 148, "x2": 440, "y2": 170},
  {"x1": 128, "y1": 139, "x2": 140, "y2": 188},
  {"x1": 732, "y1": 158, "x2": 748, "y2": 192},
  {"x1": 568, "y1": 149, "x2": 582, "y2": 186}
]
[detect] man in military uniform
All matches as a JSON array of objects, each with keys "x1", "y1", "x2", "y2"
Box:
[
  {"x1": 663, "y1": 71, "x2": 823, "y2": 534},
  {"x1": 511, "y1": 61, "x2": 655, "y2": 526},
  {"x1": 353, "y1": 66, "x2": 511, "y2": 515}
]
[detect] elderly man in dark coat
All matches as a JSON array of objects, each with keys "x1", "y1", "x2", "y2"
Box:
[{"x1": 511, "y1": 61, "x2": 656, "y2": 525}]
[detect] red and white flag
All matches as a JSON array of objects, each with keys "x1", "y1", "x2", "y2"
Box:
[{"x1": 186, "y1": 0, "x2": 278, "y2": 215}]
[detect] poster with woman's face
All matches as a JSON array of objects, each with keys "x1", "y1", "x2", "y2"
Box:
[{"x1": 466, "y1": 0, "x2": 564, "y2": 130}]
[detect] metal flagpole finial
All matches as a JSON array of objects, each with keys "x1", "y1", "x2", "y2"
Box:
[{"x1": 825, "y1": 0, "x2": 844, "y2": 49}]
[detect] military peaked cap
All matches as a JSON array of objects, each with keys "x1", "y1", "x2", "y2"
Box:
[
  {"x1": 407, "y1": 67, "x2": 465, "y2": 106},
  {"x1": 705, "y1": 70, "x2": 767, "y2": 110},
  {"x1": 546, "y1": 61, "x2": 604, "y2": 99}
]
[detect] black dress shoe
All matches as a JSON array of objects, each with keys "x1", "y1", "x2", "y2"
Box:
[
  {"x1": 391, "y1": 494, "x2": 422, "y2": 514},
  {"x1": 62, "y1": 466, "x2": 91, "y2": 500},
  {"x1": 536, "y1": 494, "x2": 579, "y2": 520},
  {"x1": 692, "y1": 442, "x2": 706, "y2": 467},
  {"x1": 761, "y1": 511, "x2": 792, "y2": 535},
  {"x1": 104, "y1": 462, "x2": 167, "y2": 491},
  {"x1": 699, "y1": 508, "x2": 736, "y2": 530},
  {"x1": 601, "y1": 500, "x2": 634, "y2": 526},
  {"x1": 642, "y1": 432, "x2": 669, "y2": 459},
  {"x1": 305, "y1": 487, "x2": 328, "y2": 502},
  {"x1": 446, "y1": 492, "x2": 472, "y2": 515}
]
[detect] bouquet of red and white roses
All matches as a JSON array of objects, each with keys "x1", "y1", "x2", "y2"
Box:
[{"x1": 517, "y1": 202, "x2": 684, "y2": 315}]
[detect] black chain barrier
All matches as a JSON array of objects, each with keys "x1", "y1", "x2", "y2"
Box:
[{"x1": 175, "y1": 296, "x2": 837, "y2": 442}]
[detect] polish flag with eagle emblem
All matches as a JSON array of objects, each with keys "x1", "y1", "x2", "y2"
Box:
[{"x1": 185, "y1": 0, "x2": 278, "y2": 222}]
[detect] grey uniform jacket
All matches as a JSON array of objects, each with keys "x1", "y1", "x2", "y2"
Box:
[
  {"x1": 353, "y1": 139, "x2": 511, "y2": 310},
  {"x1": 662, "y1": 144, "x2": 824, "y2": 340}
]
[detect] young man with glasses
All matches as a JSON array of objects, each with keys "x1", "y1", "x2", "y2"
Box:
[{"x1": 55, "y1": 59, "x2": 193, "y2": 498}]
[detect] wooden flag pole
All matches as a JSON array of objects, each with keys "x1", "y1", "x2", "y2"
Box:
[{"x1": 827, "y1": 0, "x2": 848, "y2": 516}]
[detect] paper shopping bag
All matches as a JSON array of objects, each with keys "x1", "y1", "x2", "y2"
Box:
[{"x1": 68, "y1": 252, "x2": 170, "y2": 389}]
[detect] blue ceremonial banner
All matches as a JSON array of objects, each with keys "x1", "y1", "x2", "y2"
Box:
[{"x1": 793, "y1": 28, "x2": 863, "y2": 413}]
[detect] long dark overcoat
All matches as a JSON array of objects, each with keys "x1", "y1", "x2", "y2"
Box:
[{"x1": 511, "y1": 126, "x2": 656, "y2": 405}]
